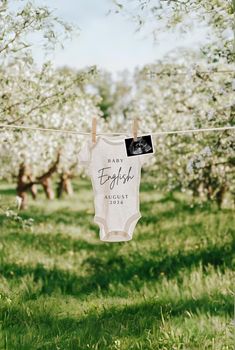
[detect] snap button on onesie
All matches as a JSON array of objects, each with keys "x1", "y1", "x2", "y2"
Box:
[{"x1": 78, "y1": 135, "x2": 150, "y2": 242}]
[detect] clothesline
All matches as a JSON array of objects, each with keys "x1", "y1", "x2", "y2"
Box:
[{"x1": 0, "y1": 124, "x2": 235, "y2": 137}]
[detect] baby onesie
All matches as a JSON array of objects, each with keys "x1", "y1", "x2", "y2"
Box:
[{"x1": 78, "y1": 135, "x2": 151, "y2": 242}]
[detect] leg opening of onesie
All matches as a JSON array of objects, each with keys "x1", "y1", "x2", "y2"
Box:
[
  {"x1": 94, "y1": 214, "x2": 141, "y2": 242},
  {"x1": 104, "y1": 230, "x2": 132, "y2": 242},
  {"x1": 124, "y1": 212, "x2": 142, "y2": 240}
]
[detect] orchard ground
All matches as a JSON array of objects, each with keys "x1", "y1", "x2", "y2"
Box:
[{"x1": 0, "y1": 174, "x2": 234, "y2": 350}]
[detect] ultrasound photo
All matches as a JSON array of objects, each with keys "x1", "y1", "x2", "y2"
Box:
[{"x1": 124, "y1": 135, "x2": 154, "y2": 157}]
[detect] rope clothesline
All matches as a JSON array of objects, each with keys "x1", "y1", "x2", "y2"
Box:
[{"x1": 0, "y1": 124, "x2": 235, "y2": 137}]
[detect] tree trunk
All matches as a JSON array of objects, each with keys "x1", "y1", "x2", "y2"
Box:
[
  {"x1": 16, "y1": 188, "x2": 28, "y2": 210},
  {"x1": 57, "y1": 173, "x2": 73, "y2": 198},
  {"x1": 16, "y1": 164, "x2": 29, "y2": 210},
  {"x1": 29, "y1": 184, "x2": 37, "y2": 200},
  {"x1": 41, "y1": 177, "x2": 54, "y2": 200},
  {"x1": 16, "y1": 154, "x2": 60, "y2": 209},
  {"x1": 215, "y1": 184, "x2": 227, "y2": 209}
]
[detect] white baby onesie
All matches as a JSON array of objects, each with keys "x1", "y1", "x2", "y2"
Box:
[{"x1": 78, "y1": 135, "x2": 151, "y2": 242}]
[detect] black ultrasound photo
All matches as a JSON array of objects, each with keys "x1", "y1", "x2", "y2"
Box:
[{"x1": 124, "y1": 135, "x2": 154, "y2": 157}]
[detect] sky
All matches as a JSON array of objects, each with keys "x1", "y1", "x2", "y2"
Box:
[{"x1": 34, "y1": 0, "x2": 211, "y2": 74}]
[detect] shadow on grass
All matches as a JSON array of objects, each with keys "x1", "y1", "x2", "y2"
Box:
[
  {"x1": 0, "y1": 237, "x2": 234, "y2": 297},
  {"x1": 140, "y1": 199, "x2": 216, "y2": 225},
  {"x1": 0, "y1": 187, "x2": 16, "y2": 197},
  {"x1": 1, "y1": 292, "x2": 233, "y2": 349},
  {"x1": 1, "y1": 231, "x2": 110, "y2": 254}
]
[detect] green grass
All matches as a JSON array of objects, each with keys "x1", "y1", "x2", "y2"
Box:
[{"x1": 0, "y1": 177, "x2": 234, "y2": 350}]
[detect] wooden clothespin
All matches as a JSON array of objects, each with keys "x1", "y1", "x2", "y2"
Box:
[
  {"x1": 91, "y1": 117, "x2": 97, "y2": 144},
  {"x1": 132, "y1": 118, "x2": 138, "y2": 142}
]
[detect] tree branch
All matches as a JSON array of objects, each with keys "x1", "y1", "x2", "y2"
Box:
[{"x1": 22, "y1": 152, "x2": 60, "y2": 191}]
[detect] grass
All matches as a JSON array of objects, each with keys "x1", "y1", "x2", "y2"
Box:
[{"x1": 0, "y1": 176, "x2": 234, "y2": 350}]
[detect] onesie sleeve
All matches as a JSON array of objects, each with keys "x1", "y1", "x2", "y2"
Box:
[{"x1": 78, "y1": 139, "x2": 92, "y2": 167}]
